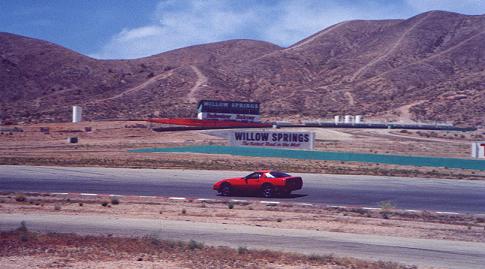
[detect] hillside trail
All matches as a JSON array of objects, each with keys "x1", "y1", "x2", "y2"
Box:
[
  {"x1": 396, "y1": 100, "x2": 427, "y2": 122},
  {"x1": 286, "y1": 21, "x2": 349, "y2": 51},
  {"x1": 350, "y1": 13, "x2": 431, "y2": 82},
  {"x1": 245, "y1": 21, "x2": 349, "y2": 65},
  {"x1": 370, "y1": 29, "x2": 485, "y2": 79},
  {"x1": 344, "y1": 91, "x2": 355, "y2": 106},
  {"x1": 89, "y1": 70, "x2": 174, "y2": 104},
  {"x1": 187, "y1": 65, "x2": 207, "y2": 103}
]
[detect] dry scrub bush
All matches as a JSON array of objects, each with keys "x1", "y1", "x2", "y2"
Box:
[
  {"x1": 237, "y1": 246, "x2": 248, "y2": 254},
  {"x1": 110, "y1": 197, "x2": 120, "y2": 205},
  {"x1": 379, "y1": 200, "x2": 395, "y2": 211},
  {"x1": 16, "y1": 221, "x2": 29, "y2": 242},
  {"x1": 15, "y1": 194, "x2": 26, "y2": 202},
  {"x1": 189, "y1": 239, "x2": 204, "y2": 250}
]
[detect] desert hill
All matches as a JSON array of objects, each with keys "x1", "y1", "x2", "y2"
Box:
[{"x1": 1, "y1": 10, "x2": 484, "y2": 126}]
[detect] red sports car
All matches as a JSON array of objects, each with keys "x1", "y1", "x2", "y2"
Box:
[{"x1": 213, "y1": 170, "x2": 303, "y2": 198}]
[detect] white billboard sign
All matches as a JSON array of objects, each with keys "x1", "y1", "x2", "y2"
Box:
[
  {"x1": 229, "y1": 131, "x2": 315, "y2": 150},
  {"x1": 472, "y1": 141, "x2": 485, "y2": 159}
]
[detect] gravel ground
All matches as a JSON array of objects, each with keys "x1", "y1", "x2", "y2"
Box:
[
  {"x1": 1, "y1": 193, "x2": 484, "y2": 243},
  {"x1": 1, "y1": 121, "x2": 483, "y2": 179}
]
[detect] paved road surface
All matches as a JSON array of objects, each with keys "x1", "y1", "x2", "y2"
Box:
[
  {"x1": 1, "y1": 213, "x2": 485, "y2": 269},
  {"x1": 1, "y1": 165, "x2": 485, "y2": 213}
]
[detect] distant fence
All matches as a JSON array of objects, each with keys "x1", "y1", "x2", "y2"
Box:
[
  {"x1": 145, "y1": 118, "x2": 475, "y2": 132},
  {"x1": 292, "y1": 122, "x2": 475, "y2": 132}
]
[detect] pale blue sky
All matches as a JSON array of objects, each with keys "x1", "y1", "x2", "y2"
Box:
[{"x1": 1, "y1": 0, "x2": 485, "y2": 59}]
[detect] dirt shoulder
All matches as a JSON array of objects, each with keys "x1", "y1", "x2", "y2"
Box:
[{"x1": 2, "y1": 192, "x2": 484, "y2": 243}]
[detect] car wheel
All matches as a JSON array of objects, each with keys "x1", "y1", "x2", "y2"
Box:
[
  {"x1": 220, "y1": 184, "x2": 232, "y2": 196},
  {"x1": 261, "y1": 184, "x2": 274, "y2": 198}
]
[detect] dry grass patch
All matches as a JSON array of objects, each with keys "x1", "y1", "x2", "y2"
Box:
[{"x1": 0, "y1": 228, "x2": 417, "y2": 269}]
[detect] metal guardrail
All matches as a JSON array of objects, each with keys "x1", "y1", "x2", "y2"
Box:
[{"x1": 283, "y1": 122, "x2": 475, "y2": 131}]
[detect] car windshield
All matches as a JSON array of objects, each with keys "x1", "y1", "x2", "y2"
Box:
[
  {"x1": 268, "y1": 171, "x2": 291, "y2": 178},
  {"x1": 245, "y1": 172, "x2": 261, "y2": 179}
]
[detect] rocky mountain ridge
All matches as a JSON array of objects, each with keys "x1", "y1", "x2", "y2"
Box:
[{"x1": 1, "y1": 10, "x2": 484, "y2": 126}]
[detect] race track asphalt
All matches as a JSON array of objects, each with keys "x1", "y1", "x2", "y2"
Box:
[
  {"x1": 2, "y1": 165, "x2": 485, "y2": 268},
  {"x1": 1, "y1": 165, "x2": 484, "y2": 213}
]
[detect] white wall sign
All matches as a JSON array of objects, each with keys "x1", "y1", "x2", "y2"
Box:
[
  {"x1": 229, "y1": 131, "x2": 315, "y2": 150},
  {"x1": 472, "y1": 141, "x2": 485, "y2": 159},
  {"x1": 198, "y1": 112, "x2": 260, "y2": 122}
]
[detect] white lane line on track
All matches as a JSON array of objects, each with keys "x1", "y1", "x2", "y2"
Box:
[
  {"x1": 230, "y1": 199, "x2": 249, "y2": 203},
  {"x1": 138, "y1": 195, "x2": 157, "y2": 199},
  {"x1": 109, "y1": 194, "x2": 123, "y2": 197},
  {"x1": 196, "y1": 198, "x2": 216, "y2": 202},
  {"x1": 260, "y1": 201, "x2": 280, "y2": 204},
  {"x1": 169, "y1": 197, "x2": 186, "y2": 200},
  {"x1": 436, "y1": 211, "x2": 460, "y2": 215},
  {"x1": 328, "y1": 205, "x2": 347, "y2": 209},
  {"x1": 50, "y1": 193, "x2": 69, "y2": 195},
  {"x1": 80, "y1": 193, "x2": 98, "y2": 196},
  {"x1": 295, "y1": 203, "x2": 313, "y2": 206},
  {"x1": 362, "y1": 207, "x2": 380, "y2": 210},
  {"x1": 405, "y1": 209, "x2": 420, "y2": 213}
]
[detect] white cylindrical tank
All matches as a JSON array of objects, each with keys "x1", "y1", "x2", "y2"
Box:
[
  {"x1": 355, "y1": 115, "x2": 362, "y2": 123},
  {"x1": 344, "y1": 115, "x2": 352, "y2": 123},
  {"x1": 72, "y1": 106, "x2": 82, "y2": 123},
  {"x1": 334, "y1": 115, "x2": 340, "y2": 124}
]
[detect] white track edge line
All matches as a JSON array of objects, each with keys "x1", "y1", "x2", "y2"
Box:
[{"x1": 10, "y1": 191, "x2": 470, "y2": 216}]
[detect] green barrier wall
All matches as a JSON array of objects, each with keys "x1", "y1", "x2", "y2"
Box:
[{"x1": 129, "y1": 145, "x2": 485, "y2": 171}]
